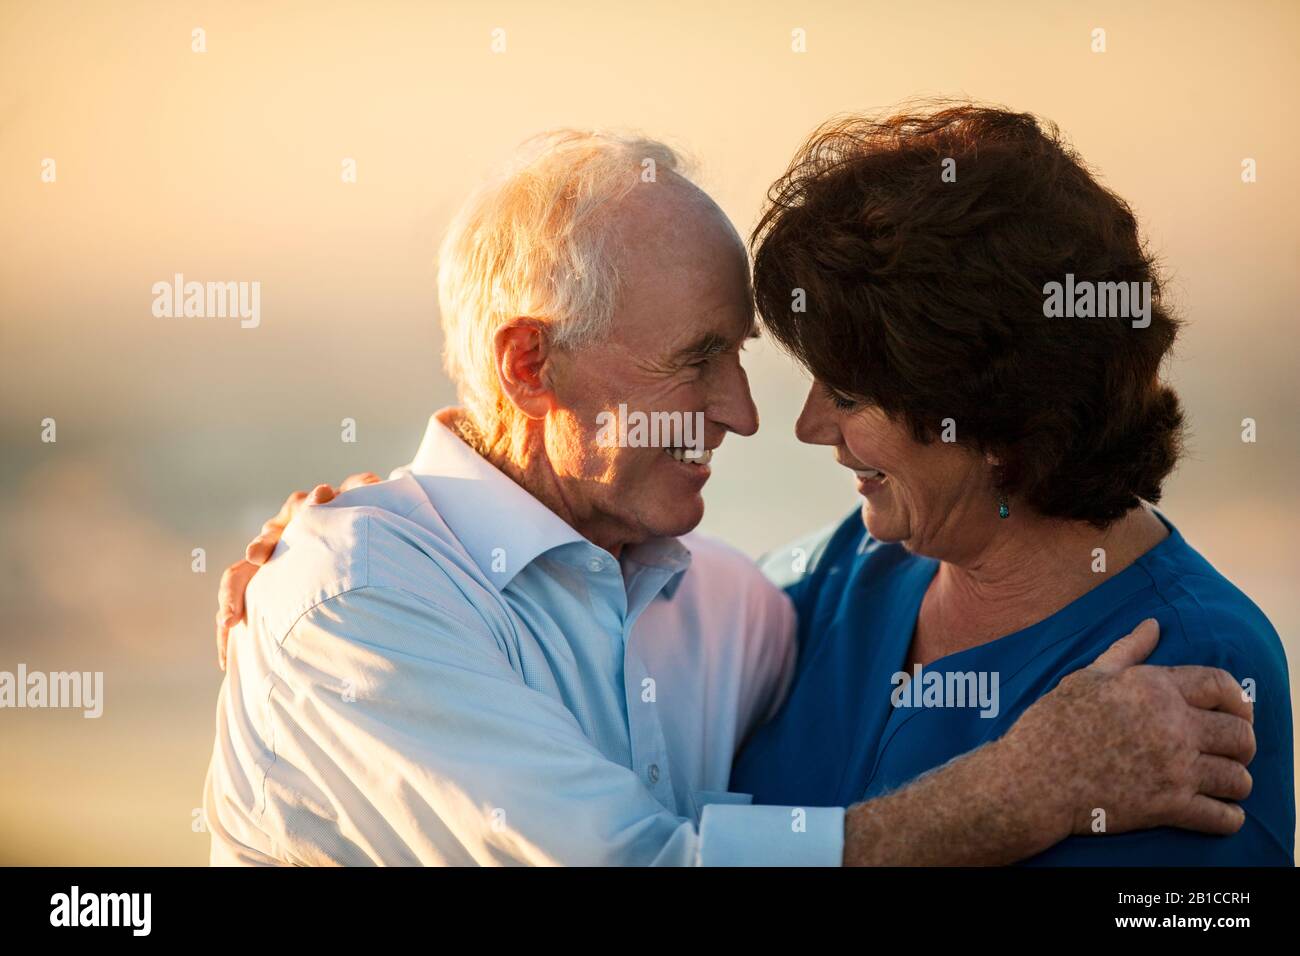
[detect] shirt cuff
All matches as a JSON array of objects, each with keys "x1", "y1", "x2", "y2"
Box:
[{"x1": 697, "y1": 803, "x2": 845, "y2": 866}]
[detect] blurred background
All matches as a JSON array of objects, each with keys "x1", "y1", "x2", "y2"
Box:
[{"x1": 1, "y1": 0, "x2": 1296, "y2": 864}]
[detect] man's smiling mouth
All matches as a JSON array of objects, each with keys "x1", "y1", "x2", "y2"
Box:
[{"x1": 666, "y1": 447, "x2": 713, "y2": 465}]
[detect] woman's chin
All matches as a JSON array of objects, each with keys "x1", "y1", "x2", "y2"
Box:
[{"x1": 861, "y1": 501, "x2": 905, "y2": 543}]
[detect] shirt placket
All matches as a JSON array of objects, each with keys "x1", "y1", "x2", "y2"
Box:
[{"x1": 620, "y1": 562, "x2": 679, "y2": 814}]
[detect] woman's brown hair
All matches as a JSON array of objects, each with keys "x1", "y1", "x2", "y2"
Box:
[{"x1": 752, "y1": 102, "x2": 1185, "y2": 526}]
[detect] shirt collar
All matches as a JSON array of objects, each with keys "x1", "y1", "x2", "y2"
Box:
[
  {"x1": 404, "y1": 415, "x2": 691, "y2": 594},
  {"x1": 624, "y1": 534, "x2": 692, "y2": 601}
]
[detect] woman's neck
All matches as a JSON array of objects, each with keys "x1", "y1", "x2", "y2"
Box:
[{"x1": 909, "y1": 505, "x2": 1169, "y2": 668}]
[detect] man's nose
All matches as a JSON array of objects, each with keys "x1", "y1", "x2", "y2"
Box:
[{"x1": 711, "y1": 360, "x2": 759, "y2": 438}]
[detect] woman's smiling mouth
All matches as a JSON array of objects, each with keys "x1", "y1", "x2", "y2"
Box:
[{"x1": 846, "y1": 464, "x2": 888, "y2": 494}]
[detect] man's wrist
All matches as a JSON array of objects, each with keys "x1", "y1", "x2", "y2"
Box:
[
  {"x1": 841, "y1": 734, "x2": 1073, "y2": 866},
  {"x1": 988, "y1": 723, "x2": 1076, "y2": 851}
]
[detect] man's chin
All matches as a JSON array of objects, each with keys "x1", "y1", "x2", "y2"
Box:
[{"x1": 641, "y1": 495, "x2": 706, "y2": 541}]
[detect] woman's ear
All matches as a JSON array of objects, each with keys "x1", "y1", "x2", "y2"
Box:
[
  {"x1": 493, "y1": 319, "x2": 555, "y2": 420},
  {"x1": 983, "y1": 449, "x2": 1009, "y2": 492}
]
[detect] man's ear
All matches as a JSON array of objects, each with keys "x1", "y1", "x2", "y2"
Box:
[{"x1": 493, "y1": 319, "x2": 555, "y2": 420}]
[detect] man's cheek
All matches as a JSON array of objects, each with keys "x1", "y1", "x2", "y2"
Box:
[{"x1": 620, "y1": 447, "x2": 669, "y2": 494}]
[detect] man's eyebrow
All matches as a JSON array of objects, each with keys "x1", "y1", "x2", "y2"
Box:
[
  {"x1": 672, "y1": 332, "x2": 730, "y2": 363},
  {"x1": 671, "y1": 322, "x2": 760, "y2": 364}
]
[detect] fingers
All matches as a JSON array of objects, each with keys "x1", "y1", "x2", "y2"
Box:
[
  {"x1": 1195, "y1": 754, "x2": 1253, "y2": 802},
  {"x1": 223, "y1": 475, "x2": 377, "y2": 670},
  {"x1": 246, "y1": 484, "x2": 342, "y2": 563},
  {"x1": 240, "y1": 475, "x2": 372, "y2": 593},
  {"x1": 216, "y1": 613, "x2": 232, "y2": 671},
  {"x1": 339, "y1": 472, "x2": 382, "y2": 492},
  {"x1": 1194, "y1": 709, "x2": 1256, "y2": 763},
  {"x1": 215, "y1": 560, "x2": 258, "y2": 671},
  {"x1": 245, "y1": 490, "x2": 309, "y2": 565},
  {"x1": 1167, "y1": 794, "x2": 1246, "y2": 836},
  {"x1": 245, "y1": 532, "x2": 278, "y2": 566},
  {"x1": 305, "y1": 483, "x2": 336, "y2": 505},
  {"x1": 1088, "y1": 618, "x2": 1160, "y2": 675},
  {"x1": 1167, "y1": 666, "x2": 1254, "y2": 723},
  {"x1": 218, "y1": 559, "x2": 257, "y2": 625}
]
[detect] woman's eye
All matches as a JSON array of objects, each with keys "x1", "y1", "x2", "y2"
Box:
[{"x1": 826, "y1": 389, "x2": 859, "y2": 411}]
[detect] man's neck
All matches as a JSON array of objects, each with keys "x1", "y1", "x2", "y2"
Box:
[{"x1": 451, "y1": 410, "x2": 636, "y2": 559}]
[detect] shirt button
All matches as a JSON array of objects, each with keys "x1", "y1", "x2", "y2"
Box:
[
  {"x1": 587, "y1": 557, "x2": 604, "y2": 573},
  {"x1": 648, "y1": 763, "x2": 661, "y2": 784}
]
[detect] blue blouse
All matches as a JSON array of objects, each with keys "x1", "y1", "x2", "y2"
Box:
[{"x1": 731, "y1": 508, "x2": 1294, "y2": 865}]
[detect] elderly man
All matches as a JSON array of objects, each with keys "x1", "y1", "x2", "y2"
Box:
[{"x1": 204, "y1": 131, "x2": 1254, "y2": 866}]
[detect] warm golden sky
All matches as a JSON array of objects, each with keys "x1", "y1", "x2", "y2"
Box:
[{"x1": 1, "y1": 0, "x2": 1297, "y2": 863}]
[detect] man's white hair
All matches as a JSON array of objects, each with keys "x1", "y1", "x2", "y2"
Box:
[{"x1": 437, "y1": 129, "x2": 689, "y2": 438}]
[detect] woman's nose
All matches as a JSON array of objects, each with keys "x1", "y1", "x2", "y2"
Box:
[{"x1": 795, "y1": 385, "x2": 841, "y2": 446}]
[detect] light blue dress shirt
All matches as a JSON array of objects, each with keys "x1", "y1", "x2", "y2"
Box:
[{"x1": 204, "y1": 416, "x2": 845, "y2": 865}]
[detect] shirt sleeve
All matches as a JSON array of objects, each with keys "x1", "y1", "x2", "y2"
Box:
[
  {"x1": 698, "y1": 803, "x2": 845, "y2": 866},
  {"x1": 210, "y1": 583, "x2": 844, "y2": 866}
]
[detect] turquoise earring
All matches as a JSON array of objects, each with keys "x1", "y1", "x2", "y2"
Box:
[{"x1": 998, "y1": 494, "x2": 1010, "y2": 519}]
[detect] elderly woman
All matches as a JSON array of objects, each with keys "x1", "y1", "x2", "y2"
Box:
[{"x1": 729, "y1": 105, "x2": 1292, "y2": 864}]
